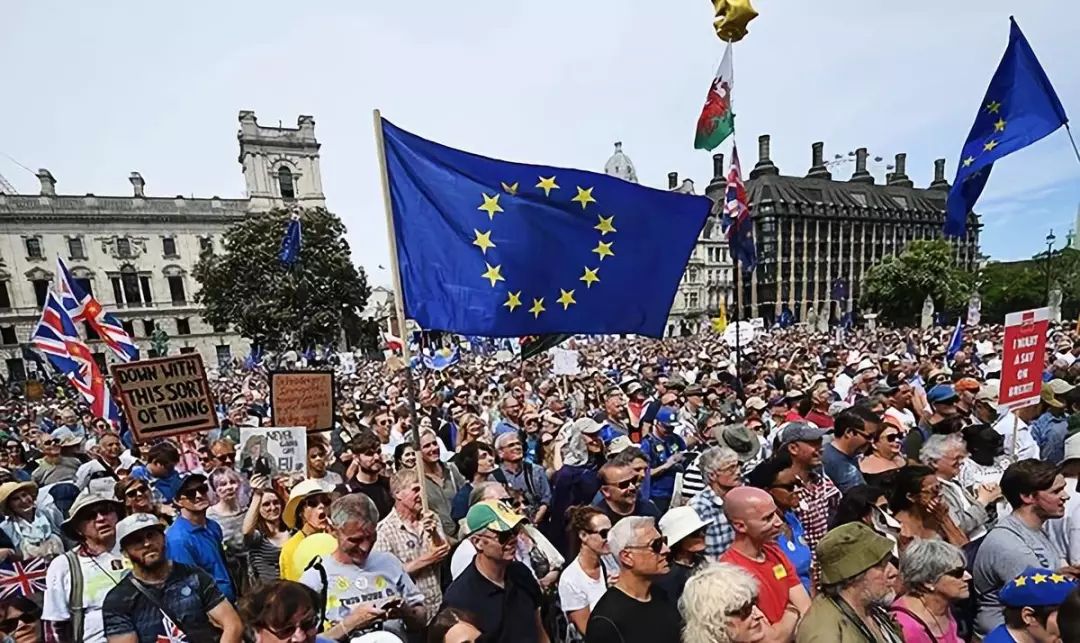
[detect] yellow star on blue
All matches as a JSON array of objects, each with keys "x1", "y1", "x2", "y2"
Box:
[
  {"x1": 529, "y1": 297, "x2": 546, "y2": 318},
  {"x1": 993, "y1": 118, "x2": 1007, "y2": 133},
  {"x1": 536, "y1": 176, "x2": 559, "y2": 196},
  {"x1": 986, "y1": 100, "x2": 1001, "y2": 114},
  {"x1": 571, "y1": 186, "x2": 597, "y2": 209},
  {"x1": 503, "y1": 291, "x2": 522, "y2": 312},
  {"x1": 580, "y1": 266, "x2": 600, "y2": 288},
  {"x1": 984, "y1": 139, "x2": 999, "y2": 152},
  {"x1": 962, "y1": 156, "x2": 975, "y2": 167},
  {"x1": 472, "y1": 229, "x2": 495, "y2": 254},
  {"x1": 481, "y1": 263, "x2": 505, "y2": 287},
  {"x1": 592, "y1": 240, "x2": 614, "y2": 261},
  {"x1": 501, "y1": 181, "x2": 519, "y2": 195},
  {"x1": 594, "y1": 215, "x2": 616, "y2": 235},
  {"x1": 557, "y1": 289, "x2": 576, "y2": 310},
  {"x1": 478, "y1": 193, "x2": 504, "y2": 220}
]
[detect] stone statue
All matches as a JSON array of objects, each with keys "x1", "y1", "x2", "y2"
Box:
[
  {"x1": 1049, "y1": 287, "x2": 1063, "y2": 323},
  {"x1": 806, "y1": 305, "x2": 818, "y2": 329},
  {"x1": 921, "y1": 295, "x2": 935, "y2": 330},
  {"x1": 817, "y1": 304, "x2": 829, "y2": 333},
  {"x1": 150, "y1": 324, "x2": 170, "y2": 357},
  {"x1": 967, "y1": 293, "x2": 982, "y2": 326}
]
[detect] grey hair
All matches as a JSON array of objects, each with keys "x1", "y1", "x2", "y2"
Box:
[
  {"x1": 499, "y1": 394, "x2": 518, "y2": 411},
  {"x1": 469, "y1": 481, "x2": 505, "y2": 506},
  {"x1": 680, "y1": 563, "x2": 759, "y2": 643},
  {"x1": 698, "y1": 446, "x2": 739, "y2": 477},
  {"x1": 919, "y1": 433, "x2": 966, "y2": 468},
  {"x1": 900, "y1": 538, "x2": 965, "y2": 592},
  {"x1": 608, "y1": 516, "x2": 654, "y2": 560},
  {"x1": 329, "y1": 493, "x2": 380, "y2": 529},
  {"x1": 495, "y1": 432, "x2": 519, "y2": 449}
]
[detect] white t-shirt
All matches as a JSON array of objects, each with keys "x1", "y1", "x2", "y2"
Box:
[
  {"x1": 992, "y1": 411, "x2": 1039, "y2": 461},
  {"x1": 42, "y1": 543, "x2": 131, "y2": 643},
  {"x1": 557, "y1": 558, "x2": 608, "y2": 613}
]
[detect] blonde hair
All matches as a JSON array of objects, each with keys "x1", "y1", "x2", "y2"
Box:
[{"x1": 680, "y1": 563, "x2": 759, "y2": 643}]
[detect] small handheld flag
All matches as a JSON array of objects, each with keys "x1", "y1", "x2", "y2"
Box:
[
  {"x1": 279, "y1": 213, "x2": 302, "y2": 266},
  {"x1": 55, "y1": 257, "x2": 138, "y2": 362},
  {"x1": 946, "y1": 318, "x2": 964, "y2": 363},
  {"x1": 724, "y1": 145, "x2": 757, "y2": 271}
]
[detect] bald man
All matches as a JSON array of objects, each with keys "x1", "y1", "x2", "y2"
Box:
[{"x1": 719, "y1": 487, "x2": 811, "y2": 642}]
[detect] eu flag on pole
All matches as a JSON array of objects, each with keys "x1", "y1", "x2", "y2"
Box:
[
  {"x1": 946, "y1": 317, "x2": 963, "y2": 363},
  {"x1": 944, "y1": 17, "x2": 1068, "y2": 236},
  {"x1": 380, "y1": 119, "x2": 711, "y2": 337},
  {"x1": 279, "y1": 214, "x2": 302, "y2": 266}
]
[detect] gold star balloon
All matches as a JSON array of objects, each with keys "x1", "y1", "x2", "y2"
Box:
[{"x1": 711, "y1": 0, "x2": 758, "y2": 43}]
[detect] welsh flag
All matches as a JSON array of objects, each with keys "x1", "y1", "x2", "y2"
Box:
[{"x1": 694, "y1": 43, "x2": 735, "y2": 151}]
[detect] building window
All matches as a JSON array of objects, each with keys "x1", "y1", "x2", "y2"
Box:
[
  {"x1": 116, "y1": 238, "x2": 132, "y2": 258},
  {"x1": 0, "y1": 283, "x2": 10, "y2": 310},
  {"x1": 142, "y1": 319, "x2": 155, "y2": 336},
  {"x1": 0, "y1": 327, "x2": 16, "y2": 346},
  {"x1": 216, "y1": 345, "x2": 232, "y2": 368},
  {"x1": 162, "y1": 237, "x2": 178, "y2": 258},
  {"x1": 25, "y1": 238, "x2": 43, "y2": 259},
  {"x1": 5, "y1": 359, "x2": 25, "y2": 383},
  {"x1": 212, "y1": 321, "x2": 228, "y2": 333},
  {"x1": 688, "y1": 292, "x2": 700, "y2": 309},
  {"x1": 32, "y1": 279, "x2": 49, "y2": 307},
  {"x1": 121, "y1": 269, "x2": 142, "y2": 306},
  {"x1": 68, "y1": 237, "x2": 86, "y2": 260},
  {"x1": 92, "y1": 353, "x2": 107, "y2": 373},
  {"x1": 139, "y1": 276, "x2": 153, "y2": 304},
  {"x1": 278, "y1": 167, "x2": 296, "y2": 200},
  {"x1": 168, "y1": 276, "x2": 186, "y2": 304},
  {"x1": 84, "y1": 322, "x2": 100, "y2": 340},
  {"x1": 199, "y1": 237, "x2": 213, "y2": 254},
  {"x1": 176, "y1": 318, "x2": 191, "y2": 335},
  {"x1": 179, "y1": 346, "x2": 196, "y2": 354},
  {"x1": 121, "y1": 320, "x2": 135, "y2": 337}
]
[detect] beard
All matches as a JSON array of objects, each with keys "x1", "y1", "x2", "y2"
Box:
[{"x1": 130, "y1": 548, "x2": 168, "y2": 571}]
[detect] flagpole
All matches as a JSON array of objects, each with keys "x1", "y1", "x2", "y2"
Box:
[
  {"x1": 734, "y1": 258, "x2": 742, "y2": 380},
  {"x1": 372, "y1": 109, "x2": 429, "y2": 514},
  {"x1": 1065, "y1": 124, "x2": 1080, "y2": 166}
]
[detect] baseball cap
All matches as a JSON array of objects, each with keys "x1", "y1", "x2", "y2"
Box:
[
  {"x1": 816, "y1": 522, "x2": 894, "y2": 585},
  {"x1": 116, "y1": 512, "x2": 166, "y2": 547},
  {"x1": 175, "y1": 473, "x2": 208, "y2": 496},
  {"x1": 606, "y1": 436, "x2": 634, "y2": 456},
  {"x1": 976, "y1": 383, "x2": 1000, "y2": 404},
  {"x1": 654, "y1": 407, "x2": 678, "y2": 427},
  {"x1": 1041, "y1": 384, "x2": 1065, "y2": 410},
  {"x1": 465, "y1": 499, "x2": 526, "y2": 536},
  {"x1": 1048, "y1": 379, "x2": 1076, "y2": 396},
  {"x1": 745, "y1": 396, "x2": 768, "y2": 411},
  {"x1": 573, "y1": 417, "x2": 602, "y2": 435},
  {"x1": 999, "y1": 567, "x2": 1078, "y2": 607},
  {"x1": 954, "y1": 377, "x2": 981, "y2": 393},
  {"x1": 778, "y1": 422, "x2": 827, "y2": 446},
  {"x1": 927, "y1": 384, "x2": 959, "y2": 405}
]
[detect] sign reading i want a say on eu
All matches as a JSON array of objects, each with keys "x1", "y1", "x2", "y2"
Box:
[
  {"x1": 999, "y1": 307, "x2": 1049, "y2": 409},
  {"x1": 111, "y1": 354, "x2": 218, "y2": 441}
]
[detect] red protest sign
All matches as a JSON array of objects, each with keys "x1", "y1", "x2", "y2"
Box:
[{"x1": 999, "y1": 307, "x2": 1049, "y2": 409}]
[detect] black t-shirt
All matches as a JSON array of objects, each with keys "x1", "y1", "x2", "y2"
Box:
[
  {"x1": 340, "y1": 476, "x2": 394, "y2": 519},
  {"x1": 585, "y1": 586, "x2": 682, "y2": 643},
  {"x1": 102, "y1": 562, "x2": 225, "y2": 643},
  {"x1": 652, "y1": 561, "x2": 697, "y2": 611},
  {"x1": 594, "y1": 498, "x2": 661, "y2": 527},
  {"x1": 441, "y1": 560, "x2": 543, "y2": 643}
]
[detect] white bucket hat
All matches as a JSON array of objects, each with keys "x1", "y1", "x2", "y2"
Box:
[{"x1": 658, "y1": 506, "x2": 712, "y2": 546}]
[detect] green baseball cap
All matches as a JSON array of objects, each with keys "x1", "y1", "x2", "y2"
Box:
[{"x1": 465, "y1": 499, "x2": 527, "y2": 536}]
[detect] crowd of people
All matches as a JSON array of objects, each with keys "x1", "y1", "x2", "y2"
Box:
[{"x1": 5, "y1": 320, "x2": 1080, "y2": 642}]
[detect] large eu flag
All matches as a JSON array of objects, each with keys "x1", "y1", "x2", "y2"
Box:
[
  {"x1": 381, "y1": 119, "x2": 711, "y2": 337},
  {"x1": 944, "y1": 17, "x2": 1068, "y2": 236}
]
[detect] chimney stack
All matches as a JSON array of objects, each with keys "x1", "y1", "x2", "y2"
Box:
[
  {"x1": 750, "y1": 134, "x2": 779, "y2": 179},
  {"x1": 712, "y1": 153, "x2": 725, "y2": 182},
  {"x1": 668, "y1": 172, "x2": 678, "y2": 190},
  {"x1": 36, "y1": 169, "x2": 56, "y2": 196},
  {"x1": 806, "y1": 141, "x2": 832, "y2": 179},
  {"x1": 849, "y1": 148, "x2": 874, "y2": 184},
  {"x1": 887, "y1": 153, "x2": 913, "y2": 188},
  {"x1": 129, "y1": 172, "x2": 146, "y2": 197},
  {"x1": 929, "y1": 158, "x2": 950, "y2": 190}
]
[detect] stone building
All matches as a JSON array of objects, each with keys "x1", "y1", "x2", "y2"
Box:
[
  {"x1": 602, "y1": 143, "x2": 734, "y2": 337},
  {"x1": 710, "y1": 135, "x2": 980, "y2": 326},
  {"x1": 0, "y1": 111, "x2": 325, "y2": 380}
]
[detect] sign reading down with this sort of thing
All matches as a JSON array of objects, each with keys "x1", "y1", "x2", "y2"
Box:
[
  {"x1": 270, "y1": 371, "x2": 335, "y2": 432},
  {"x1": 111, "y1": 354, "x2": 218, "y2": 441}
]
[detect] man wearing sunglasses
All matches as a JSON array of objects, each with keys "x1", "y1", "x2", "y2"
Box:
[
  {"x1": 585, "y1": 516, "x2": 678, "y2": 643},
  {"x1": 822, "y1": 408, "x2": 878, "y2": 493},
  {"x1": 164, "y1": 473, "x2": 236, "y2": 602},
  {"x1": 595, "y1": 462, "x2": 659, "y2": 527}
]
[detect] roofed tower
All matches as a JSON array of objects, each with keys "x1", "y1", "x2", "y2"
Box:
[{"x1": 604, "y1": 142, "x2": 638, "y2": 184}]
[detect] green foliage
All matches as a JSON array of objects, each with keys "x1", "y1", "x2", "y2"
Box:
[
  {"x1": 193, "y1": 207, "x2": 372, "y2": 352},
  {"x1": 979, "y1": 248, "x2": 1080, "y2": 322},
  {"x1": 862, "y1": 240, "x2": 973, "y2": 325}
]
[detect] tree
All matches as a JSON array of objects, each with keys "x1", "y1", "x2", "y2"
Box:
[
  {"x1": 979, "y1": 247, "x2": 1080, "y2": 322},
  {"x1": 194, "y1": 207, "x2": 372, "y2": 352},
  {"x1": 862, "y1": 240, "x2": 972, "y2": 325}
]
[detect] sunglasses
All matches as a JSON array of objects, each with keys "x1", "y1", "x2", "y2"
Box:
[
  {"x1": 179, "y1": 484, "x2": 210, "y2": 500},
  {"x1": 304, "y1": 495, "x2": 332, "y2": 509},
  {"x1": 489, "y1": 528, "x2": 521, "y2": 545},
  {"x1": 214, "y1": 453, "x2": 236, "y2": 463},
  {"x1": 883, "y1": 434, "x2": 903, "y2": 444},
  {"x1": 263, "y1": 613, "x2": 320, "y2": 639},
  {"x1": 608, "y1": 476, "x2": 641, "y2": 490},
  {"x1": 501, "y1": 442, "x2": 523, "y2": 449},
  {"x1": 125, "y1": 486, "x2": 150, "y2": 498},
  {"x1": 624, "y1": 535, "x2": 667, "y2": 554},
  {"x1": 726, "y1": 600, "x2": 758, "y2": 620},
  {"x1": 588, "y1": 528, "x2": 611, "y2": 539},
  {"x1": 770, "y1": 481, "x2": 804, "y2": 492},
  {"x1": 43, "y1": 439, "x2": 60, "y2": 447},
  {"x1": 943, "y1": 567, "x2": 966, "y2": 579}
]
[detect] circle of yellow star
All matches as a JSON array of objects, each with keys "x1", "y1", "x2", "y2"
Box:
[
  {"x1": 993, "y1": 118, "x2": 1007, "y2": 132},
  {"x1": 1014, "y1": 576, "x2": 1028, "y2": 587},
  {"x1": 557, "y1": 289, "x2": 577, "y2": 310},
  {"x1": 503, "y1": 291, "x2": 522, "y2": 312},
  {"x1": 472, "y1": 229, "x2": 495, "y2": 254},
  {"x1": 477, "y1": 193, "x2": 504, "y2": 220},
  {"x1": 983, "y1": 139, "x2": 999, "y2": 152},
  {"x1": 1032, "y1": 573, "x2": 1049, "y2": 584},
  {"x1": 571, "y1": 186, "x2": 597, "y2": 210},
  {"x1": 594, "y1": 215, "x2": 616, "y2": 235},
  {"x1": 481, "y1": 263, "x2": 505, "y2": 287},
  {"x1": 986, "y1": 100, "x2": 1001, "y2": 114},
  {"x1": 536, "y1": 176, "x2": 559, "y2": 196},
  {"x1": 592, "y1": 240, "x2": 614, "y2": 261},
  {"x1": 580, "y1": 266, "x2": 600, "y2": 288},
  {"x1": 528, "y1": 297, "x2": 546, "y2": 318},
  {"x1": 1050, "y1": 574, "x2": 1068, "y2": 584},
  {"x1": 962, "y1": 156, "x2": 975, "y2": 168},
  {"x1": 500, "y1": 181, "x2": 519, "y2": 195}
]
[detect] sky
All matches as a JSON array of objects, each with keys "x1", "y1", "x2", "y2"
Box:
[{"x1": 3, "y1": 1, "x2": 1079, "y2": 288}]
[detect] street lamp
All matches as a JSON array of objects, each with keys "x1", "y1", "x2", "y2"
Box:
[{"x1": 1045, "y1": 229, "x2": 1057, "y2": 301}]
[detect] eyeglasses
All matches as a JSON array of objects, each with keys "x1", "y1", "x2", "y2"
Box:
[
  {"x1": 624, "y1": 535, "x2": 667, "y2": 554},
  {"x1": 501, "y1": 442, "x2": 522, "y2": 449},
  {"x1": 489, "y1": 528, "x2": 521, "y2": 545},
  {"x1": 376, "y1": 419, "x2": 391, "y2": 426},
  {"x1": 607, "y1": 476, "x2": 641, "y2": 490},
  {"x1": 178, "y1": 484, "x2": 210, "y2": 500},
  {"x1": 214, "y1": 453, "x2": 236, "y2": 464},
  {"x1": 587, "y1": 528, "x2": 611, "y2": 539},
  {"x1": 304, "y1": 495, "x2": 332, "y2": 509},
  {"x1": 943, "y1": 567, "x2": 967, "y2": 579},
  {"x1": 43, "y1": 439, "x2": 60, "y2": 447},
  {"x1": 125, "y1": 486, "x2": 149, "y2": 498},
  {"x1": 725, "y1": 600, "x2": 758, "y2": 620},
  {"x1": 263, "y1": 613, "x2": 320, "y2": 639}
]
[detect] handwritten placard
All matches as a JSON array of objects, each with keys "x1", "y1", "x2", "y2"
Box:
[
  {"x1": 270, "y1": 371, "x2": 335, "y2": 432},
  {"x1": 239, "y1": 426, "x2": 308, "y2": 478},
  {"x1": 111, "y1": 354, "x2": 218, "y2": 441}
]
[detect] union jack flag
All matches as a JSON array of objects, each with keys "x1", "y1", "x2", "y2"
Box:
[
  {"x1": 0, "y1": 558, "x2": 48, "y2": 598},
  {"x1": 31, "y1": 291, "x2": 122, "y2": 426},
  {"x1": 723, "y1": 145, "x2": 757, "y2": 272},
  {"x1": 56, "y1": 257, "x2": 139, "y2": 362}
]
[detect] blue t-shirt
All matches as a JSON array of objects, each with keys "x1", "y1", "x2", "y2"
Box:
[
  {"x1": 821, "y1": 442, "x2": 865, "y2": 493},
  {"x1": 776, "y1": 511, "x2": 812, "y2": 594},
  {"x1": 130, "y1": 466, "x2": 182, "y2": 503},
  {"x1": 640, "y1": 432, "x2": 686, "y2": 499},
  {"x1": 165, "y1": 515, "x2": 236, "y2": 602},
  {"x1": 982, "y1": 624, "x2": 1017, "y2": 642}
]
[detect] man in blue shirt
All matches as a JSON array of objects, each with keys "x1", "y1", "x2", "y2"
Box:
[
  {"x1": 494, "y1": 394, "x2": 524, "y2": 437},
  {"x1": 165, "y1": 473, "x2": 236, "y2": 602},
  {"x1": 1031, "y1": 381, "x2": 1073, "y2": 465},
  {"x1": 639, "y1": 407, "x2": 686, "y2": 512},
  {"x1": 129, "y1": 442, "x2": 182, "y2": 503},
  {"x1": 822, "y1": 408, "x2": 878, "y2": 493}
]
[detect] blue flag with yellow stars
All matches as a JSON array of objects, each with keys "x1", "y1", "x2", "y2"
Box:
[
  {"x1": 381, "y1": 119, "x2": 711, "y2": 337},
  {"x1": 945, "y1": 17, "x2": 1068, "y2": 236}
]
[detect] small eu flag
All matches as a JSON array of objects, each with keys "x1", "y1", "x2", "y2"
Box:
[
  {"x1": 381, "y1": 119, "x2": 711, "y2": 337},
  {"x1": 945, "y1": 17, "x2": 1069, "y2": 236},
  {"x1": 279, "y1": 213, "x2": 302, "y2": 266}
]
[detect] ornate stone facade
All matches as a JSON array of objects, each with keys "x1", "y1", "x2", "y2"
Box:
[{"x1": 0, "y1": 112, "x2": 326, "y2": 380}]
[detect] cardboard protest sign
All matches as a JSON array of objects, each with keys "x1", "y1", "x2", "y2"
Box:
[
  {"x1": 24, "y1": 380, "x2": 44, "y2": 402},
  {"x1": 999, "y1": 307, "x2": 1049, "y2": 409},
  {"x1": 270, "y1": 371, "x2": 335, "y2": 432},
  {"x1": 111, "y1": 354, "x2": 217, "y2": 441},
  {"x1": 552, "y1": 348, "x2": 581, "y2": 376},
  {"x1": 238, "y1": 426, "x2": 307, "y2": 478}
]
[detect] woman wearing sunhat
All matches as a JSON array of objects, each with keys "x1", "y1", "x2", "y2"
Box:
[
  {"x1": 655, "y1": 505, "x2": 711, "y2": 606},
  {"x1": 279, "y1": 479, "x2": 333, "y2": 581},
  {"x1": 0, "y1": 480, "x2": 62, "y2": 561}
]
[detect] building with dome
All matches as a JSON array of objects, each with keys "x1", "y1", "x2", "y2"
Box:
[{"x1": 602, "y1": 143, "x2": 733, "y2": 337}]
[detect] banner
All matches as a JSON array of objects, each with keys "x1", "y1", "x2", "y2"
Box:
[
  {"x1": 111, "y1": 354, "x2": 217, "y2": 441},
  {"x1": 238, "y1": 426, "x2": 307, "y2": 478},
  {"x1": 552, "y1": 348, "x2": 581, "y2": 376},
  {"x1": 999, "y1": 307, "x2": 1049, "y2": 409},
  {"x1": 270, "y1": 371, "x2": 335, "y2": 433}
]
